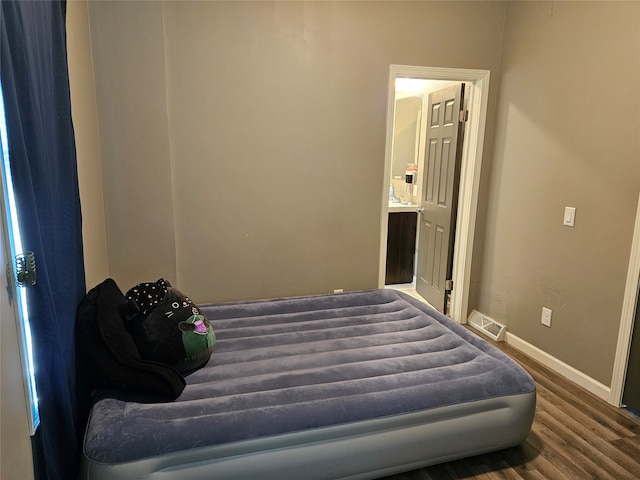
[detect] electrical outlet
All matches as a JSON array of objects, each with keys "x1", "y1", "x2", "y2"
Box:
[
  {"x1": 333, "y1": 289, "x2": 344, "y2": 294},
  {"x1": 541, "y1": 307, "x2": 552, "y2": 327}
]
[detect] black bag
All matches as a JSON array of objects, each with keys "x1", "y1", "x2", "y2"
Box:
[{"x1": 76, "y1": 278, "x2": 186, "y2": 400}]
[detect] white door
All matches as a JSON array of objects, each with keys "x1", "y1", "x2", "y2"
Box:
[
  {"x1": 415, "y1": 83, "x2": 465, "y2": 313},
  {"x1": 0, "y1": 205, "x2": 35, "y2": 479},
  {"x1": 0, "y1": 86, "x2": 35, "y2": 479}
]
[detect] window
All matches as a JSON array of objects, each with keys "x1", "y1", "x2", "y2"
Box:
[{"x1": 0, "y1": 80, "x2": 40, "y2": 434}]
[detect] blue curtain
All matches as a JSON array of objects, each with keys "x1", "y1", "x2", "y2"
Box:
[{"x1": 0, "y1": 1, "x2": 86, "y2": 479}]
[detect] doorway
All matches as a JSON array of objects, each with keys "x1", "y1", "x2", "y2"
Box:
[{"x1": 379, "y1": 65, "x2": 491, "y2": 323}]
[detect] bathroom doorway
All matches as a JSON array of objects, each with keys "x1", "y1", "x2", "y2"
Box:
[{"x1": 379, "y1": 65, "x2": 490, "y2": 323}]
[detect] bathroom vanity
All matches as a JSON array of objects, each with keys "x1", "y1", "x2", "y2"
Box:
[{"x1": 385, "y1": 207, "x2": 418, "y2": 284}]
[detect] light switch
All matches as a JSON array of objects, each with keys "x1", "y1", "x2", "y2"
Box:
[{"x1": 563, "y1": 207, "x2": 576, "y2": 227}]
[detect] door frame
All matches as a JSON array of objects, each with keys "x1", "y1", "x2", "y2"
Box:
[
  {"x1": 0, "y1": 127, "x2": 36, "y2": 474},
  {"x1": 610, "y1": 192, "x2": 640, "y2": 406},
  {"x1": 378, "y1": 65, "x2": 491, "y2": 324}
]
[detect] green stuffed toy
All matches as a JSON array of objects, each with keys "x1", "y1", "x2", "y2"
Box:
[{"x1": 123, "y1": 279, "x2": 216, "y2": 374}]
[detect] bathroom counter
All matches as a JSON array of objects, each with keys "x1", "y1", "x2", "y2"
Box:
[{"x1": 388, "y1": 202, "x2": 420, "y2": 213}]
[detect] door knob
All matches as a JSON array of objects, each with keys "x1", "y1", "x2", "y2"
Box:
[{"x1": 417, "y1": 207, "x2": 425, "y2": 214}]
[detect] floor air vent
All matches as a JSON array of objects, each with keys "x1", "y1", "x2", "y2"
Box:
[{"x1": 468, "y1": 311, "x2": 506, "y2": 342}]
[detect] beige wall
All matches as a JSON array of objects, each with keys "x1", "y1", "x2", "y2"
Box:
[
  {"x1": 473, "y1": 1, "x2": 640, "y2": 385},
  {"x1": 85, "y1": 0, "x2": 506, "y2": 301},
  {"x1": 72, "y1": 1, "x2": 640, "y2": 389},
  {"x1": 87, "y1": 1, "x2": 177, "y2": 290},
  {"x1": 67, "y1": 0, "x2": 109, "y2": 290}
]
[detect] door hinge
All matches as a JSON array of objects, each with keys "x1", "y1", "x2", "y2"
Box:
[
  {"x1": 445, "y1": 279, "x2": 454, "y2": 291},
  {"x1": 459, "y1": 110, "x2": 469, "y2": 123},
  {"x1": 15, "y1": 251, "x2": 37, "y2": 287}
]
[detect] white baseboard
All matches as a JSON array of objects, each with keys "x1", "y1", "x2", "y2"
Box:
[{"x1": 505, "y1": 331, "x2": 612, "y2": 404}]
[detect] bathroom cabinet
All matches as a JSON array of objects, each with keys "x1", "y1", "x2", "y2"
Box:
[{"x1": 385, "y1": 212, "x2": 417, "y2": 285}]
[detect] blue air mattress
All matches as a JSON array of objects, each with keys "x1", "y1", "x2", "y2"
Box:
[{"x1": 81, "y1": 289, "x2": 535, "y2": 480}]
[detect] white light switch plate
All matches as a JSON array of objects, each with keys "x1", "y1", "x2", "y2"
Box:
[{"x1": 563, "y1": 206, "x2": 576, "y2": 227}]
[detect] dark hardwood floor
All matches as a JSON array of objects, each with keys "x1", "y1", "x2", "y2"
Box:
[{"x1": 381, "y1": 333, "x2": 640, "y2": 480}]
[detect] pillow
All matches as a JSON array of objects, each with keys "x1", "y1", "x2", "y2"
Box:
[{"x1": 123, "y1": 279, "x2": 216, "y2": 373}]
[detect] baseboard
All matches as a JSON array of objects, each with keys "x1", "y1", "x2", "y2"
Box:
[{"x1": 505, "y1": 331, "x2": 612, "y2": 404}]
